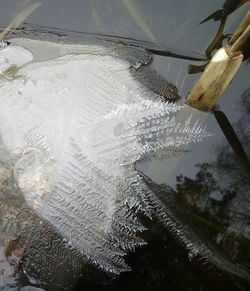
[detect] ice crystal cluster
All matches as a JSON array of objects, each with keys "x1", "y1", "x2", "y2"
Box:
[{"x1": 0, "y1": 40, "x2": 213, "y2": 288}]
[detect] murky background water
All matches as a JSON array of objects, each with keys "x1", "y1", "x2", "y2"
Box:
[{"x1": 0, "y1": 0, "x2": 250, "y2": 290}]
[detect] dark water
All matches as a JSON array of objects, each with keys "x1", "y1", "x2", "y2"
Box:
[{"x1": 0, "y1": 0, "x2": 250, "y2": 290}]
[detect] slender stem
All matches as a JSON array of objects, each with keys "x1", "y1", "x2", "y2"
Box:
[
  {"x1": 230, "y1": 23, "x2": 250, "y2": 54},
  {"x1": 230, "y1": 10, "x2": 250, "y2": 45}
]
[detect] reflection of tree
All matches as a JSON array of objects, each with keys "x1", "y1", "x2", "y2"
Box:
[
  {"x1": 176, "y1": 163, "x2": 236, "y2": 227},
  {"x1": 175, "y1": 89, "x2": 250, "y2": 267},
  {"x1": 214, "y1": 90, "x2": 250, "y2": 237}
]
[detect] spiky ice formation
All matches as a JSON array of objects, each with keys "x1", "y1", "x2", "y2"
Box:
[{"x1": 0, "y1": 42, "x2": 211, "y2": 288}]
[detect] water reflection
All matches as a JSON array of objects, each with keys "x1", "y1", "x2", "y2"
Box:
[
  {"x1": 0, "y1": 1, "x2": 249, "y2": 291},
  {"x1": 94, "y1": 89, "x2": 250, "y2": 291}
]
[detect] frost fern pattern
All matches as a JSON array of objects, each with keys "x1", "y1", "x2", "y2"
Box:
[{"x1": 0, "y1": 42, "x2": 211, "y2": 286}]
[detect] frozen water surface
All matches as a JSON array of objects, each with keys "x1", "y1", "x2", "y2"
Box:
[{"x1": 0, "y1": 37, "x2": 249, "y2": 290}]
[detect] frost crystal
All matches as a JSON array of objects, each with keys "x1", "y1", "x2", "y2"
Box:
[{"x1": 0, "y1": 42, "x2": 211, "y2": 287}]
